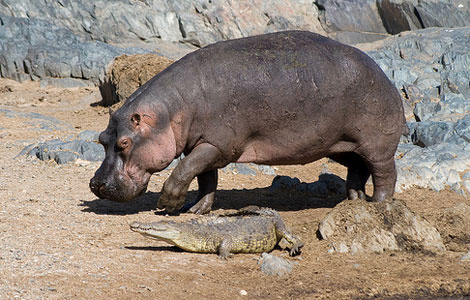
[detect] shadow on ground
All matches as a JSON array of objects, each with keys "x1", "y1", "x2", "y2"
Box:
[
  {"x1": 125, "y1": 246, "x2": 185, "y2": 254},
  {"x1": 80, "y1": 183, "x2": 346, "y2": 215}
]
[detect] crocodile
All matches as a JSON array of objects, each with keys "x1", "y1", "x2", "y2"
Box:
[{"x1": 129, "y1": 207, "x2": 303, "y2": 259}]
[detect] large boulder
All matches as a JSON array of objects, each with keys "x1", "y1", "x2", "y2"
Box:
[
  {"x1": 376, "y1": 0, "x2": 470, "y2": 34},
  {"x1": 376, "y1": 0, "x2": 422, "y2": 34},
  {"x1": 20, "y1": 130, "x2": 105, "y2": 165},
  {"x1": 0, "y1": 15, "x2": 149, "y2": 84},
  {"x1": 100, "y1": 54, "x2": 174, "y2": 105},
  {"x1": 318, "y1": 198, "x2": 445, "y2": 254},
  {"x1": 317, "y1": 0, "x2": 389, "y2": 44},
  {"x1": 415, "y1": 0, "x2": 470, "y2": 28}
]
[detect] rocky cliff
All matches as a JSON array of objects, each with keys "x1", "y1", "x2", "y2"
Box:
[{"x1": 1, "y1": 0, "x2": 470, "y2": 86}]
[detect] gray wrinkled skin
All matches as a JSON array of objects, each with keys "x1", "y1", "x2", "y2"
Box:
[{"x1": 90, "y1": 31, "x2": 406, "y2": 214}]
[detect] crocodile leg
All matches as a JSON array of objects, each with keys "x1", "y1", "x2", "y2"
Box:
[
  {"x1": 272, "y1": 215, "x2": 304, "y2": 256},
  {"x1": 218, "y1": 237, "x2": 234, "y2": 259}
]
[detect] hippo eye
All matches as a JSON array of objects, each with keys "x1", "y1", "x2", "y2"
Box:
[{"x1": 116, "y1": 136, "x2": 132, "y2": 151}]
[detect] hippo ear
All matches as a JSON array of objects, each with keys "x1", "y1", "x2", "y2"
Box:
[
  {"x1": 131, "y1": 113, "x2": 141, "y2": 128},
  {"x1": 108, "y1": 108, "x2": 114, "y2": 121}
]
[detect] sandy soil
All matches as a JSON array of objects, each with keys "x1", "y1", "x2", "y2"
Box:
[{"x1": 1, "y1": 78, "x2": 469, "y2": 300}]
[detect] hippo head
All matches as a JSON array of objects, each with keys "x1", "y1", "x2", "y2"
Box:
[{"x1": 90, "y1": 104, "x2": 177, "y2": 202}]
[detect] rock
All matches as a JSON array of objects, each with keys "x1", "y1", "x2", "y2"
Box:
[
  {"x1": 397, "y1": 114, "x2": 470, "y2": 195},
  {"x1": 461, "y1": 252, "x2": 470, "y2": 261},
  {"x1": 433, "y1": 93, "x2": 470, "y2": 121},
  {"x1": 0, "y1": 0, "x2": 325, "y2": 48},
  {"x1": 365, "y1": 27, "x2": 470, "y2": 111},
  {"x1": 415, "y1": 0, "x2": 470, "y2": 28},
  {"x1": 100, "y1": 54, "x2": 174, "y2": 105},
  {"x1": 21, "y1": 131, "x2": 105, "y2": 164},
  {"x1": 376, "y1": 0, "x2": 423, "y2": 34},
  {"x1": 409, "y1": 121, "x2": 455, "y2": 147},
  {"x1": 413, "y1": 100, "x2": 438, "y2": 122},
  {"x1": 77, "y1": 130, "x2": 100, "y2": 142},
  {"x1": 223, "y1": 163, "x2": 257, "y2": 176},
  {"x1": 163, "y1": 156, "x2": 277, "y2": 177},
  {"x1": 222, "y1": 163, "x2": 276, "y2": 176},
  {"x1": 318, "y1": 198, "x2": 445, "y2": 254},
  {"x1": 3, "y1": 0, "x2": 470, "y2": 91},
  {"x1": 395, "y1": 142, "x2": 470, "y2": 193},
  {"x1": 368, "y1": 27, "x2": 470, "y2": 196},
  {"x1": 317, "y1": 0, "x2": 389, "y2": 44},
  {"x1": 0, "y1": 15, "x2": 150, "y2": 84},
  {"x1": 258, "y1": 253, "x2": 296, "y2": 276},
  {"x1": 54, "y1": 151, "x2": 80, "y2": 165},
  {"x1": 2, "y1": 0, "x2": 469, "y2": 51}
]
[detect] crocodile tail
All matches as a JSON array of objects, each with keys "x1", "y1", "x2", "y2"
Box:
[{"x1": 256, "y1": 207, "x2": 280, "y2": 217}]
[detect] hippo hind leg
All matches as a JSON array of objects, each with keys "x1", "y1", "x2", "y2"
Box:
[
  {"x1": 329, "y1": 153, "x2": 370, "y2": 200},
  {"x1": 366, "y1": 156, "x2": 397, "y2": 202}
]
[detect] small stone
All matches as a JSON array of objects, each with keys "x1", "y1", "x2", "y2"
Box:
[
  {"x1": 335, "y1": 243, "x2": 349, "y2": 253},
  {"x1": 239, "y1": 290, "x2": 248, "y2": 296},
  {"x1": 461, "y1": 252, "x2": 470, "y2": 261},
  {"x1": 258, "y1": 253, "x2": 296, "y2": 276}
]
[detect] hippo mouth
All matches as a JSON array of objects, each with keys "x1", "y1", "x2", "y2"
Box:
[{"x1": 90, "y1": 172, "x2": 150, "y2": 202}]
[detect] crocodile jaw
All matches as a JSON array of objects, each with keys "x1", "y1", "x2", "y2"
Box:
[{"x1": 130, "y1": 221, "x2": 182, "y2": 241}]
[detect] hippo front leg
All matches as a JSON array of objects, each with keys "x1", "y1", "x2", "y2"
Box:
[{"x1": 157, "y1": 143, "x2": 225, "y2": 213}]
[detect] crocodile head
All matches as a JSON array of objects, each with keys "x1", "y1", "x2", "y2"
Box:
[{"x1": 130, "y1": 221, "x2": 183, "y2": 243}]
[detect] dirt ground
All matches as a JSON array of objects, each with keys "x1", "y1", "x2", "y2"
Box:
[{"x1": 1, "y1": 78, "x2": 469, "y2": 300}]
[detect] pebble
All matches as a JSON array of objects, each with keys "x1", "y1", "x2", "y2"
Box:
[
  {"x1": 461, "y1": 252, "x2": 470, "y2": 261},
  {"x1": 258, "y1": 253, "x2": 296, "y2": 276}
]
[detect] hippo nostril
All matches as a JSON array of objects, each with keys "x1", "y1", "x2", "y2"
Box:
[
  {"x1": 90, "y1": 178, "x2": 108, "y2": 198},
  {"x1": 98, "y1": 183, "x2": 107, "y2": 196}
]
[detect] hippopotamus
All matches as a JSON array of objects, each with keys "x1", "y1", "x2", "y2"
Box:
[{"x1": 90, "y1": 30, "x2": 406, "y2": 214}]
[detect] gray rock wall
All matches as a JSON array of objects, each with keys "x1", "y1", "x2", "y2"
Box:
[
  {"x1": 0, "y1": 0, "x2": 325, "y2": 47},
  {"x1": 1, "y1": 0, "x2": 469, "y2": 48},
  {"x1": 365, "y1": 27, "x2": 470, "y2": 195},
  {"x1": 2, "y1": 0, "x2": 470, "y2": 85},
  {"x1": 0, "y1": 14, "x2": 150, "y2": 85}
]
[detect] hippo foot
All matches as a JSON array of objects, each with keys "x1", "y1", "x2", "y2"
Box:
[
  {"x1": 187, "y1": 196, "x2": 214, "y2": 215},
  {"x1": 347, "y1": 189, "x2": 366, "y2": 200},
  {"x1": 157, "y1": 191, "x2": 186, "y2": 213},
  {"x1": 370, "y1": 190, "x2": 391, "y2": 202}
]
